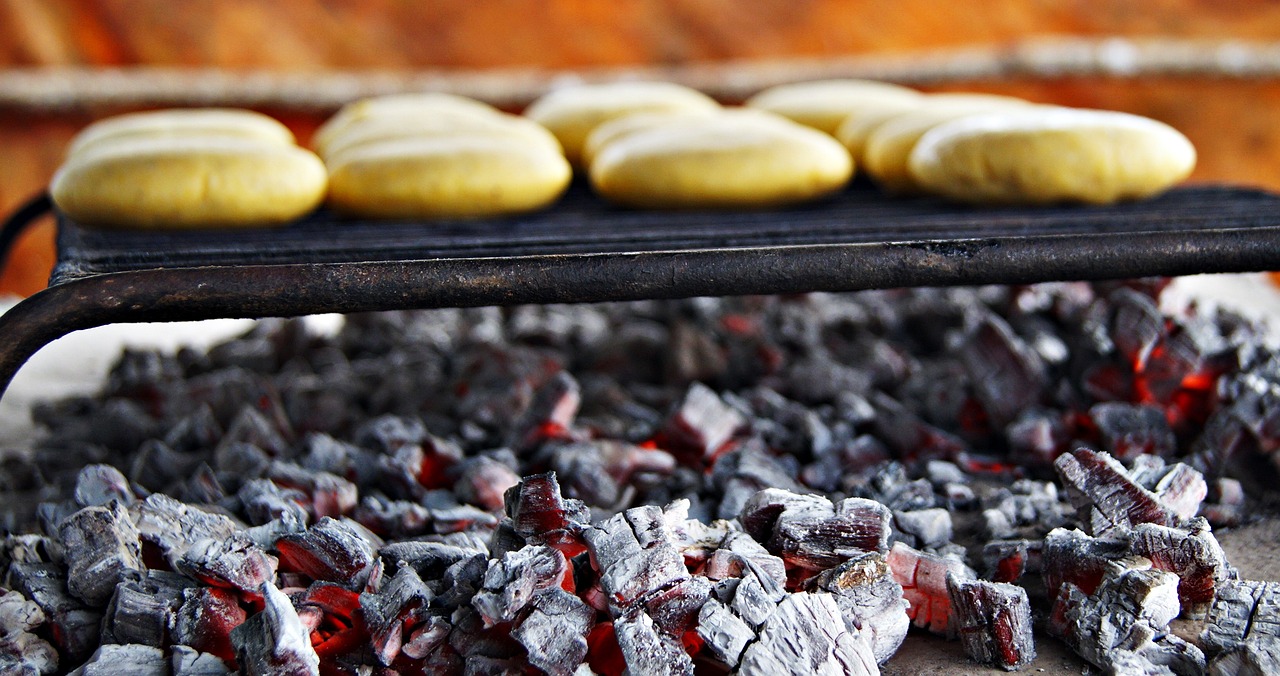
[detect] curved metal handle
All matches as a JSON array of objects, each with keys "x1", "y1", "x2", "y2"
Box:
[{"x1": 0, "y1": 191, "x2": 53, "y2": 276}]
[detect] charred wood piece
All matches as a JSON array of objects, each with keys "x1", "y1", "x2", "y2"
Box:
[
  {"x1": 101, "y1": 570, "x2": 192, "y2": 647},
  {"x1": 886, "y1": 542, "x2": 974, "y2": 636},
  {"x1": 1200, "y1": 579, "x2": 1280, "y2": 655},
  {"x1": 808, "y1": 552, "x2": 909, "y2": 664},
  {"x1": 510, "y1": 588, "x2": 594, "y2": 676},
  {"x1": 230, "y1": 582, "x2": 320, "y2": 676},
  {"x1": 1128, "y1": 518, "x2": 1229, "y2": 619},
  {"x1": 946, "y1": 573, "x2": 1036, "y2": 671},
  {"x1": 738, "y1": 592, "x2": 878, "y2": 676},
  {"x1": 1054, "y1": 448, "x2": 1178, "y2": 538},
  {"x1": 274, "y1": 517, "x2": 378, "y2": 589},
  {"x1": 57, "y1": 502, "x2": 143, "y2": 607},
  {"x1": 68, "y1": 644, "x2": 166, "y2": 676},
  {"x1": 170, "y1": 645, "x2": 230, "y2": 676}
]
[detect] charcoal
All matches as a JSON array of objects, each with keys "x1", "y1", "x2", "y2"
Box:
[
  {"x1": 1200, "y1": 477, "x2": 1246, "y2": 527},
  {"x1": 0, "y1": 590, "x2": 43, "y2": 637},
  {"x1": 1208, "y1": 636, "x2": 1280, "y2": 676},
  {"x1": 72, "y1": 464, "x2": 134, "y2": 508},
  {"x1": 216, "y1": 405, "x2": 291, "y2": 459},
  {"x1": 0, "y1": 630, "x2": 58, "y2": 675},
  {"x1": 130, "y1": 493, "x2": 240, "y2": 565},
  {"x1": 808, "y1": 552, "x2": 909, "y2": 663},
  {"x1": 510, "y1": 588, "x2": 594, "y2": 676},
  {"x1": 982, "y1": 539, "x2": 1042, "y2": 583},
  {"x1": 352, "y1": 495, "x2": 431, "y2": 538},
  {"x1": 360, "y1": 565, "x2": 433, "y2": 665},
  {"x1": 696, "y1": 598, "x2": 753, "y2": 668},
  {"x1": 613, "y1": 607, "x2": 695, "y2": 676},
  {"x1": 1128, "y1": 456, "x2": 1209, "y2": 522},
  {"x1": 1005, "y1": 408, "x2": 1071, "y2": 467},
  {"x1": 296, "y1": 433, "x2": 376, "y2": 486},
  {"x1": 1054, "y1": 447, "x2": 1177, "y2": 537},
  {"x1": 641, "y1": 574, "x2": 712, "y2": 637},
  {"x1": 658, "y1": 382, "x2": 745, "y2": 461},
  {"x1": 401, "y1": 615, "x2": 452, "y2": 660},
  {"x1": 101, "y1": 570, "x2": 192, "y2": 646},
  {"x1": 1042, "y1": 528, "x2": 1130, "y2": 602},
  {"x1": 237, "y1": 478, "x2": 310, "y2": 526},
  {"x1": 128, "y1": 439, "x2": 203, "y2": 493},
  {"x1": 5, "y1": 563, "x2": 101, "y2": 662},
  {"x1": 960, "y1": 312, "x2": 1049, "y2": 427},
  {"x1": 175, "y1": 534, "x2": 278, "y2": 594},
  {"x1": 886, "y1": 541, "x2": 975, "y2": 635},
  {"x1": 739, "y1": 592, "x2": 878, "y2": 676},
  {"x1": 1090, "y1": 402, "x2": 1177, "y2": 461},
  {"x1": 58, "y1": 502, "x2": 143, "y2": 607},
  {"x1": 583, "y1": 507, "x2": 687, "y2": 609},
  {"x1": 68, "y1": 643, "x2": 166, "y2": 676},
  {"x1": 702, "y1": 530, "x2": 787, "y2": 586},
  {"x1": 1128, "y1": 518, "x2": 1229, "y2": 618},
  {"x1": 1200, "y1": 579, "x2": 1280, "y2": 654},
  {"x1": 230, "y1": 582, "x2": 320, "y2": 676},
  {"x1": 1055, "y1": 563, "x2": 1201, "y2": 673},
  {"x1": 869, "y1": 392, "x2": 968, "y2": 463},
  {"x1": 946, "y1": 573, "x2": 1036, "y2": 670},
  {"x1": 547, "y1": 440, "x2": 676, "y2": 510},
  {"x1": 380, "y1": 541, "x2": 485, "y2": 581},
  {"x1": 266, "y1": 462, "x2": 358, "y2": 520},
  {"x1": 173, "y1": 586, "x2": 245, "y2": 663},
  {"x1": 509, "y1": 371, "x2": 582, "y2": 451},
  {"x1": 504, "y1": 473, "x2": 590, "y2": 550},
  {"x1": 893, "y1": 508, "x2": 952, "y2": 550},
  {"x1": 171, "y1": 645, "x2": 231, "y2": 675},
  {"x1": 729, "y1": 563, "x2": 786, "y2": 629},
  {"x1": 275, "y1": 517, "x2": 377, "y2": 588},
  {"x1": 1110, "y1": 287, "x2": 1165, "y2": 367},
  {"x1": 178, "y1": 464, "x2": 227, "y2": 504},
  {"x1": 472, "y1": 545, "x2": 570, "y2": 626},
  {"x1": 710, "y1": 442, "x2": 806, "y2": 520},
  {"x1": 453, "y1": 456, "x2": 522, "y2": 513}
]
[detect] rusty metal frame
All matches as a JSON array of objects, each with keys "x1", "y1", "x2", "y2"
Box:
[{"x1": 4, "y1": 185, "x2": 1280, "y2": 404}]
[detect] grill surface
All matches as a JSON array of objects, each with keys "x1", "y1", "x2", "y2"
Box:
[
  {"x1": 4, "y1": 181, "x2": 1280, "y2": 402},
  {"x1": 49, "y1": 182, "x2": 1280, "y2": 284}
]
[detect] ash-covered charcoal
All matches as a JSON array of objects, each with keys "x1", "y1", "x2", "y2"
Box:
[
  {"x1": 893, "y1": 508, "x2": 952, "y2": 550},
  {"x1": 887, "y1": 542, "x2": 975, "y2": 635},
  {"x1": 509, "y1": 588, "x2": 595, "y2": 676},
  {"x1": 508, "y1": 371, "x2": 582, "y2": 451},
  {"x1": 0, "y1": 589, "x2": 56, "y2": 675},
  {"x1": 360, "y1": 564, "x2": 433, "y2": 665},
  {"x1": 613, "y1": 607, "x2": 695, "y2": 676},
  {"x1": 696, "y1": 597, "x2": 753, "y2": 668},
  {"x1": 1200, "y1": 579, "x2": 1280, "y2": 655},
  {"x1": 1054, "y1": 447, "x2": 1178, "y2": 537},
  {"x1": 129, "y1": 493, "x2": 240, "y2": 565},
  {"x1": 230, "y1": 582, "x2": 320, "y2": 676},
  {"x1": 1128, "y1": 519, "x2": 1229, "y2": 619},
  {"x1": 14, "y1": 281, "x2": 1280, "y2": 674},
  {"x1": 175, "y1": 535, "x2": 278, "y2": 594},
  {"x1": 583, "y1": 506, "x2": 688, "y2": 609},
  {"x1": 946, "y1": 573, "x2": 1036, "y2": 671},
  {"x1": 471, "y1": 544, "x2": 570, "y2": 626},
  {"x1": 170, "y1": 645, "x2": 230, "y2": 676},
  {"x1": 657, "y1": 382, "x2": 745, "y2": 462},
  {"x1": 982, "y1": 539, "x2": 1043, "y2": 583},
  {"x1": 173, "y1": 586, "x2": 246, "y2": 664},
  {"x1": 71, "y1": 464, "x2": 135, "y2": 508},
  {"x1": 808, "y1": 552, "x2": 909, "y2": 664},
  {"x1": 69, "y1": 643, "x2": 167, "y2": 675},
  {"x1": 5, "y1": 563, "x2": 102, "y2": 663},
  {"x1": 100, "y1": 570, "x2": 192, "y2": 646},
  {"x1": 1054, "y1": 563, "x2": 1204, "y2": 674},
  {"x1": 738, "y1": 592, "x2": 879, "y2": 676},
  {"x1": 1089, "y1": 402, "x2": 1177, "y2": 461},
  {"x1": 1207, "y1": 636, "x2": 1280, "y2": 676},
  {"x1": 959, "y1": 311, "x2": 1050, "y2": 428},
  {"x1": 274, "y1": 517, "x2": 378, "y2": 589},
  {"x1": 57, "y1": 502, "x2": 143, "y2": 607}
]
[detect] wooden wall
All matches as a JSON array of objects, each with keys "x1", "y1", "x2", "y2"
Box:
[{"x1": 3, "y1": 0, "x2": 1279, "y2": 295}]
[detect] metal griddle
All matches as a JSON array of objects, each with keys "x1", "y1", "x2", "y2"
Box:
[{"x1": 3, "y1": 181, "x2": 1280, "y2": 401}]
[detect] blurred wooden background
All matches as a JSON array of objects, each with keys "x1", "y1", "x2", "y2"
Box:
[{"x1": 3, "y1": 0, "x2": 1280, "y2": 295}]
